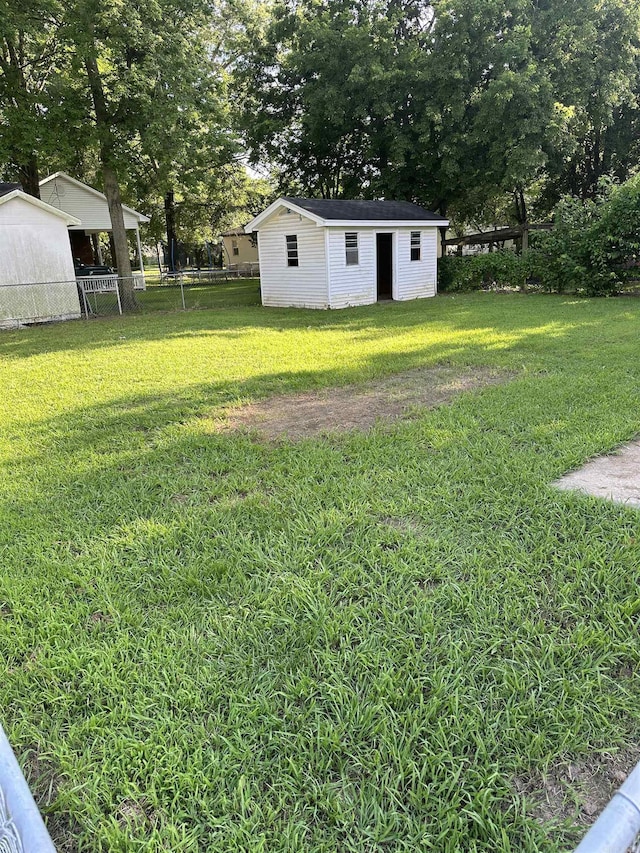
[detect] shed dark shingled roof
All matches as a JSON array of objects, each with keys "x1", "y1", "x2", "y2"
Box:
[
  {"x1": 0, "y1": 182, "x2": 22, "y2": 197},
  {"x1": 282, "y1": 197, "x2": 447, "y2": 222}
]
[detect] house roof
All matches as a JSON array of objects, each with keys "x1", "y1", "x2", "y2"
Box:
[
  {"x1": 221, "y1": 228, "x2": 247, "y2": 237},
  {"x1": 282, "y1": 198, "x2": 447, "y2": 222},
  {"x1": 245, "y1": 197, "x2": 449, "y2": 231},
  {"x1": 0, "y1": 182, "x2": 22, "y2": 198},
  {"x1": 39, "y1": 172, "x2": 150, "y2": 227},
  {"x1": 0, "y1": 189, "x2": 81, "y2": 225}
]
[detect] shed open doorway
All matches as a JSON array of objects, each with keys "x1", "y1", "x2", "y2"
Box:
[{"x1": 376, "y1": 233, "x2": 393, "y2": 300}]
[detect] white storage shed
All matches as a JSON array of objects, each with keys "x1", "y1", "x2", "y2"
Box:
[
  {"x1": 0, "y1": 190, "x2": 82, "y2": 328},
  {"x1": 245, "y1": 198, "x2": 449, "y2": 309}
]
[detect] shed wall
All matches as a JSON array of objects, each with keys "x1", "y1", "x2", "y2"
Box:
[
  {"x1": 327, "y1": 229, "x2": 376, "y2": 308},
  {"x1": 0, "y1": 197, "x2": 81, "y2": 326},
  {"x1": 258, "y1": 211, "x2": 328, "y2": 308},
  {"x1": 40, "y1": 177, "x2": 140, "y2": 230},
  {"x1": 395, "y1": 228, "x2": 438, "y2": 300}
]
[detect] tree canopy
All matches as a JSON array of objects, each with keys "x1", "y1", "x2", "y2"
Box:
[
  {"x1": 238, "y1": 0, "x2": 640, "y2": 225},
  {"x1": 1, "y1": 0, "x2": 639, "y2": 240}
]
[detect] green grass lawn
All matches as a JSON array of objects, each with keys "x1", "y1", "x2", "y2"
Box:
[
  {"x1": 82, "y1": 278, "x2": 262, "y2": 316},
  {"x1": 2, "y1": 283, "x2": 640, "y2": 851}
]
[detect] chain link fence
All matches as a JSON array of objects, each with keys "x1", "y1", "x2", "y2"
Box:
[{"x1": 0, "y1": 270, "x2": 261, "y2": 327}]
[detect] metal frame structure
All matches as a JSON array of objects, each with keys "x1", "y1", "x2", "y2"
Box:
[
  {"x1": 0, "y1": 724, "x2": 55, "y2": 852},
  {"x1": 574, "y1": 761, "x2": 640, "y2": 852}
]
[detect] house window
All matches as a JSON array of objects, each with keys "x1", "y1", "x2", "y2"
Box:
[
  {"x1": 232, "y1": 239, "x2": 239, "y2": 256},
  {"x1": 345, "y1": 232, "x2": 359, "y2": 265},
  {"x1": 286, "y1": 234, "x2": 299, "y2": 267},
  {"x1": 410, "y1": 231, "x2": 421, "y2": 261}
]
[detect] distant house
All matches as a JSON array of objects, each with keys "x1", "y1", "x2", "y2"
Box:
[
  {"x1": 39, "y1": 172, "x2": 150, "y2": 279},
  {"x1": 0, "y1": 189, "x2": 82, "y2": 328},
  {"x1": 221, "y1": 228, "x2": 259, "y2": 271},
  {"x1": 245, "y1": 198, "x2": 449, "y2": 309}
]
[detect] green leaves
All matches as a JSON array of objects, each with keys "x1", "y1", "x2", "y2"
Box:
[{"x1": 238, "y1": 0, "x2": 640, "y2": 227}]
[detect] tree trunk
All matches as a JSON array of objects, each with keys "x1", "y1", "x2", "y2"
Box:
[
  {"x1": 438, "y1": 203, "x2": 448, "y2": 258},
  {"x1": 439, "y1": 226, "x2": 447, "y2": 258},
  {"x1": 102, "y1": 164, "x2": 136, "y2": 308},
  {"x1": 514, "y1": 189, "x2": 529, "y2": 254},
  {"x1": 2, "y1": 38, "x2": 41, "y2": 198},
  {"x1": 164, "y1": 190, "x2": 177, "y2": 272},
  {"x1": 17, "y1": 156, "x2": 40, "y2": 198},
  {"x1": 84, "y1": 51, "x2": 136, "y2": 310}
]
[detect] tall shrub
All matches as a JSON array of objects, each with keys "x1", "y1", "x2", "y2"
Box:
[
  {"x1": 534, "y1": 176, "x2": 640, "y2": 295},
  {"x1": 438, "y1": 251, "x2": 534, "y2": 292}
]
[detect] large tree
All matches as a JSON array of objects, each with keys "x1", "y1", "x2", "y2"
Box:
[
  {"x1": 238, "y1": 0, "x2": 640, "y2": 225},
  {"x1": 0, "y1": 0, "x2": 73, "y2": 196},
  {"x1": 532, "y1": 0, "x2": 640, "y2": 209},
  {"x1": 1, "y1": 0, "x2": 248, "y2": 305}
]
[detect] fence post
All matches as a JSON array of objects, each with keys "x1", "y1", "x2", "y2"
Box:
[{"x1": 180, "y1": 277, "x2": 186, "y2": 310}]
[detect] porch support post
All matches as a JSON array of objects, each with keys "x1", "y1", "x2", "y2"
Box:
[
  {"x1": 135, "y1": 226, "x2": 144, "y2": 276},
  {"x1": 96, "y1": 234, "x2": 104, "y2": 265}
]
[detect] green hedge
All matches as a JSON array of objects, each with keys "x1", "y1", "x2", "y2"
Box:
[{"x1": 438, "y1": 252, "x2": 535, "y2": 293}]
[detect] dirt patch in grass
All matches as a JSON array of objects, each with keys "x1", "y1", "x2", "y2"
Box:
[
  {"x1": 116, "y1": 797, "x2": 158, "y2": 830},
  {"x1": 515, "y1": 748, "x2": 640, "y2": 830},
  {"x1": 220, "y1": 365, "x2": 510, "y2": 440}
]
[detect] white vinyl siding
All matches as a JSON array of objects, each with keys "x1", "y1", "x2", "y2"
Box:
[
  {"x1": 327, "y1": 229, "x2": 376, "y2": 308},
  {"x1": 40, "y1": 175, "x2": 142, "y2": 230},
  {"x1": 0, "y1": 196, "x2": 81, "y2": 327},
  {"x1": 395, "y1": 228, "x2": 438, "y2": 300},
  {"x1": 257, "y1": 211, "x2": 328, "y2": 308}
]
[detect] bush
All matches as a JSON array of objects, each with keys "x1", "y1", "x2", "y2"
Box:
[
  {"x1": 440, "y1": 175, "x2": 640, "y2": 297},
  {"x1": 532, "y1": 195, "x2": 614, "y2": 295},
  {"x1": 438, "y1": 251, "x2": 534, "y2": 292},
  {"x1": 534, "y1": 175, "x2": 640, "y2": 296}
]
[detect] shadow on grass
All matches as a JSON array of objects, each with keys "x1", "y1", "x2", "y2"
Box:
[
  {"x1": 4, "y1": 355, "x2": 640, "y2": 852},
  {"x1": 0, "y1": 289, "x2": 625, "y2": 362},
  {"x1": 3, "y1": 294, "x2": 640, "y2": 851}
]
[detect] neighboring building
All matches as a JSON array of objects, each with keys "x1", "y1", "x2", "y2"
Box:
[
  {"x1": 246, "y1": 198, "x2": 449, "y2": 309},
  {"x1": 221, "y1": 228, "x2": 259, "y2": 269},
  {"x1": 39, "y1": 172, "x2": 150, "y2": 276},
  {"x1": 0, "y1": 190, "x2": 82, "y2": 328}
]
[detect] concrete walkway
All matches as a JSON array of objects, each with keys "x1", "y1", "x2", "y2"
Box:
[{"x1": 554, "y1": 439, "x2": 640, "y2": 509}]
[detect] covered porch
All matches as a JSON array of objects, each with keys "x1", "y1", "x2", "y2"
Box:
[{"x1": 39, "y1": 172, "x2": 150, "y2": 290}]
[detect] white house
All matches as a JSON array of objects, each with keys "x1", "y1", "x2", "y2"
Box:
[
  {"x1": 39, "y1": 172, "x2": 150, "y2": 278},
  {"x1": 245, "y1": 198, "x2": 449, "y2": 309},
  {"x1": 0, "y1": 189, "x2": 82, "y2": 328}
]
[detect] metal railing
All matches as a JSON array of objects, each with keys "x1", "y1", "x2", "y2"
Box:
[
  {"x1": 77, "y1": 275, "x2": 146, "y2": 317},
  {"x1": 160, "y1": 264, "x2": 259, "y2": 285},
  {"x1": 0, "y1": 723, "x2": 55, "y2": 852},
  {"x1": 574, "y1": 760, "x2": 640, "y2": 852}
]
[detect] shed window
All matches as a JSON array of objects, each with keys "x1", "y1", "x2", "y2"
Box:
[
  {"x1": 286, "y1": 234, "x2": 299, "y2": 267},
  {"x1": 232, "y1": 239, "x2": 239, "y2": 256},
  {"x1": 345, "y1": 232, "x2": 359, "y2": 266},
  {"x1": 410, "y1": 231, "x2": 421, "y2": 261}
]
